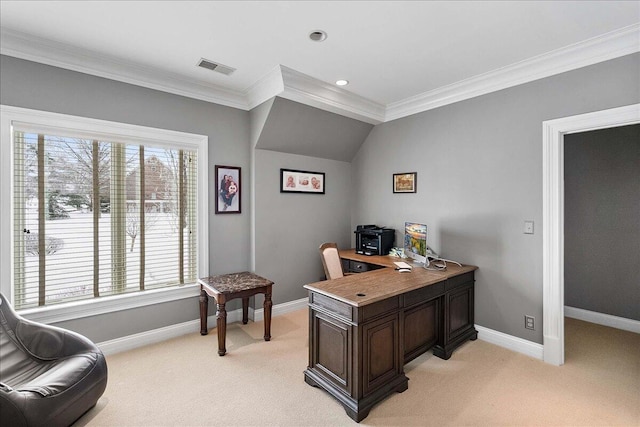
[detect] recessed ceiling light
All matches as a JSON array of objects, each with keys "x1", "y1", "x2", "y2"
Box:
[
  {"x1": 309, "y1": 30, "x2": 327, "y2": 42},
  {"x1": 335, "y1": 80, "x2": 349, "y2": 86}
]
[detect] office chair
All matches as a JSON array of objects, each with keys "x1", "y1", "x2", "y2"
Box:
[{"x1": 319, "y1": 242, "x2": 350, "y2": 280}]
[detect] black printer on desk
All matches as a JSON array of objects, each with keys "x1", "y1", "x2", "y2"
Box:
[{"x1": 354, "y1": 225, "x2": 395, "y2": 256}]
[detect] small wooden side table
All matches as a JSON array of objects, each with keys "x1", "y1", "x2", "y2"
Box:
[{"x1": 198, "y1": 272, "x2": 273, "y2": 356}]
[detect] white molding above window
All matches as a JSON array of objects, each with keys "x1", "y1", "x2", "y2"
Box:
[{"x1": 0, "y1": 105, "x2": 209, "y2": 321}]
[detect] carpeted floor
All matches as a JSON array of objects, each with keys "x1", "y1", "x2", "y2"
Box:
[{"x1": 75, "y1": 309, "x2": 640, "y2": 426}]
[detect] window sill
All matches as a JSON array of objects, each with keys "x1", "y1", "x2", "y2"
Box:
[{"x1": 18, "y1": 284, "x2": 201, "y2": 324}]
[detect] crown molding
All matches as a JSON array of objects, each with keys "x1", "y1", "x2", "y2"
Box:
[
  {"x1": 278, "y1": 66, "x2": 385, "y2": 125},
  {"x1": 0, "y1": 28, "x2": 249, "y2": 110},
  {"x1": 245, "y1": 65, "x2": 285, "y2": 109},
  {"x1": 2, "y1": 24, "x2": 638, "y2": 124},
  {"x1": 385, "y1": 23, "x2": 640, "y2": 122},
  {"x1": 246, "y1": 65, "x2": 385, "y2": 124}
]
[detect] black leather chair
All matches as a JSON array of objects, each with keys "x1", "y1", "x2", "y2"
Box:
[{"x1": 0, "y1": 293, "x2": 108, "y2": 427}]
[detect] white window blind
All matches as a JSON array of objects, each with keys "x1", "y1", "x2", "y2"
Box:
[{"x1": 12, "y1": 127, "x2": 198, "y2": 309}]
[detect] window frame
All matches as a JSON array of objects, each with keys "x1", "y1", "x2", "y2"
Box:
[{"x1": 1, "y1": 105, "x2": 209, "y2": 323}]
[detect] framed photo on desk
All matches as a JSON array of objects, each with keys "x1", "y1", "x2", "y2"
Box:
[{"x1": 393, "y1": 172, "x2": 417, "y2": 193}]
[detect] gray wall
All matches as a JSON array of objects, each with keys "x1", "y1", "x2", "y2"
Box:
[
  {"x1": 250, "y1": 96, "x2": 370, "y2": 308},
  {"x1": 2, "y1": 51, "x2": 639, "y2": 346},
  {"x1": 351, "y1": 53, "x2": 640, "y2": 344},
  {"x1": 256, "y1": 97, "x2": 373, "y2": 162},
  {"x1": 254, "y1": 149, "x2": 352, "y2": 306},
  {"x1": 564, "y1": 124, "x2": 640, "y2": 321},
  {"x1": 0, "y1": 55, "x2": 251, "y2": 342}
]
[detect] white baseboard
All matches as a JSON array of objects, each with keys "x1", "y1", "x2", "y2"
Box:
[
  {"x1": 98, "y1": 297, "x2": 308, "y2": 356},
  {"x1": 475, "y1": 325, "x2": 544, "y2": 360},
  {"x1": 254, "y1": 297, "x2": 307, "y2": 322},
  {"x1": 565, "y1": 306, "x2": 640, "y2": 334},
  {"x1": 99, "y1": 299, "x2": 554, "y2": 361},
  {"x1": 474, "y1": 309, "x2": 640, "y2": 365}
]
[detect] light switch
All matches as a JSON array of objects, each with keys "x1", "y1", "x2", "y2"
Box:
[{"x1": 524, "y1": 221, "x2": 534, "y2": 234}]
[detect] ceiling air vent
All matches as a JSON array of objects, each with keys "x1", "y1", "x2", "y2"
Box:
[{"x1": 197, "y1": 58, "x2": 236, "y2": 76}]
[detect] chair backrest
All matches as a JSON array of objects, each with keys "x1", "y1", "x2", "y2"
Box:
[{"x1": 319, "y1": 243, "x2": 344, "y2": 280}]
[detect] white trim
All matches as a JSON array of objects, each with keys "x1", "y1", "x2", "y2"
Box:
[
  {"x1": 565, "y1": 306, "x2": 640, "y2": 334},
  {"x1": 97, "y1": 297, "x2": 308, "y2": 355},
  {"x1": 253, "y1": 297, "x2": 308, "y2": 322},
  {"x1": 245, "y1": 65, "x2": 285, "y2": 110},
  {"x1": 542, "y1": 103, "x2": 640, "y2": 366},
  {"x1": 4, "y1": 24, "x2": 637, "y2": 123},
  {"x1": 278, "y1": 66, "x2": 385, "y2": 125},
  {"x1": 0, "y1": 28, "x2": 248, "y2": 110},
  {"x1": 475, "y1": 325, "x2": 544, "y2": 360},
  {"x1": 20, "y1": 285, "x2": 201, "y2": 324},
  {"x1": 98, "y1": 317, "x2": 203, "y2": 356},
  {"x1": 93, "y1": 302, "x2": 640, "y2": 358},
  {"x1": 385, "y1": 24, "x2": 640, "y2": 121},
  {"x1": 0, "y1": 105, "x2": 209, "y2": 321}
]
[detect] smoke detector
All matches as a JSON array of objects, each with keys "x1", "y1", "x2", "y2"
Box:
[{"x1": 196, "y1": 58, "x2": 236, "y2": 76}]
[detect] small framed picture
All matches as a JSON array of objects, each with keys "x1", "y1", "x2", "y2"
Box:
[
  {"x1": 393, "y1": 172, "x2": 417, "y2": 193},
  {"x1": 280, "y1": 168, "x2": 325, "y2": 194},
  {"x1": 215, "y1": 165, "x2": 241, "y2": 214}
]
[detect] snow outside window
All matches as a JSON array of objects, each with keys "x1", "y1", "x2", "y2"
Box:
[{"x1": 6, "y1": 112, "x2": 204, "y2": 311}]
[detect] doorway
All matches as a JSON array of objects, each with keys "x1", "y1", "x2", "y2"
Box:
[{"x1": 542, "y1": 103, "x2": 640, "y2": 366}]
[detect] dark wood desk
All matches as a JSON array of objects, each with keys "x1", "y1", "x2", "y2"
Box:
[
  {"x1": 303, "y1": 250, "x2": 477, "y2": 422},
  {"x1": 198, "y1": 272, "x2": 273, "y2": 356}
]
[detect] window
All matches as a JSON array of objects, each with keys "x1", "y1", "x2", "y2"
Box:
[{"x1": 1, "y1": 106, "x2": 208, "y2": 316}]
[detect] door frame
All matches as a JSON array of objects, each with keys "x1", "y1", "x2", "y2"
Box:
[{"x1": 542, "y1": 103, "x2": 640, "y2": 366}]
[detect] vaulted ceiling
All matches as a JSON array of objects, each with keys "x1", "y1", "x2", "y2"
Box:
[{"x1": 1, "y1": 1, "x2": 639, "y2": 124}]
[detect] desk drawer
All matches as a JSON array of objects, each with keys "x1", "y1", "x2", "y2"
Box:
[
  {"x1": 404, "y1": 282, "x2": 444, "y2": 307},
  {"x1": 445, "y1": 272, "x2": 475, "y2": 291},
  {"x1": 359, "y1": 296, "x2": 400, "y2": 322},
  {"x1": 310, "y1": 292, "x2": 353, "y2": 321},
  {"x1": 348, "y1": 260, "x2": 384, "y2": 273}
]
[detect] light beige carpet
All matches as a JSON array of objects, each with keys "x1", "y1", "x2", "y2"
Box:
[{"x1": 76, "y1": 310, "x2": 639, "y2": 426}]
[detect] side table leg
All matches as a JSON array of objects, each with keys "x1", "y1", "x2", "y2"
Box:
[
  {"x1": 242, "y1": 297, "x2": 249, "y2": 324},
  {"x1": 263, "y1": 290, "x2": 272, "y2": 342},
  {"x1": 199, "y1": 289, "x2": 208, "y2": 335},
  {"x1": 217, "y1": 302, "x2": 227, "y2": 356}
]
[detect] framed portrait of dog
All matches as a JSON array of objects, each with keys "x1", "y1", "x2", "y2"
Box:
[{"x1": 215, "y1": 165, "x2": 241, "y2": 214}]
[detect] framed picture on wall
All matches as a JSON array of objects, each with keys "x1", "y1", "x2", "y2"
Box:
[
  {"x1": 280, "y1": 168, "x2": 325, "y2": 194},
  {"x1": 393, "y1": 172, "x2": 417, "y2": 193},
  {"x1": 215, "y1": 165, "x2": 241, "y2": 213}
]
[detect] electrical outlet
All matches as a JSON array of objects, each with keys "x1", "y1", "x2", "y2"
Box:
[
  {"x1": 525, "y1": 315, "x2": 535, "y2": 330},
  {"x1": 524, "y1": 221, "x2": 534, "y2": 234}
]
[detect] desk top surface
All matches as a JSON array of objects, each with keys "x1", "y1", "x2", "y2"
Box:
[{"x1": 304, "y1": 249, "x2": 477, "y2": 307}]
